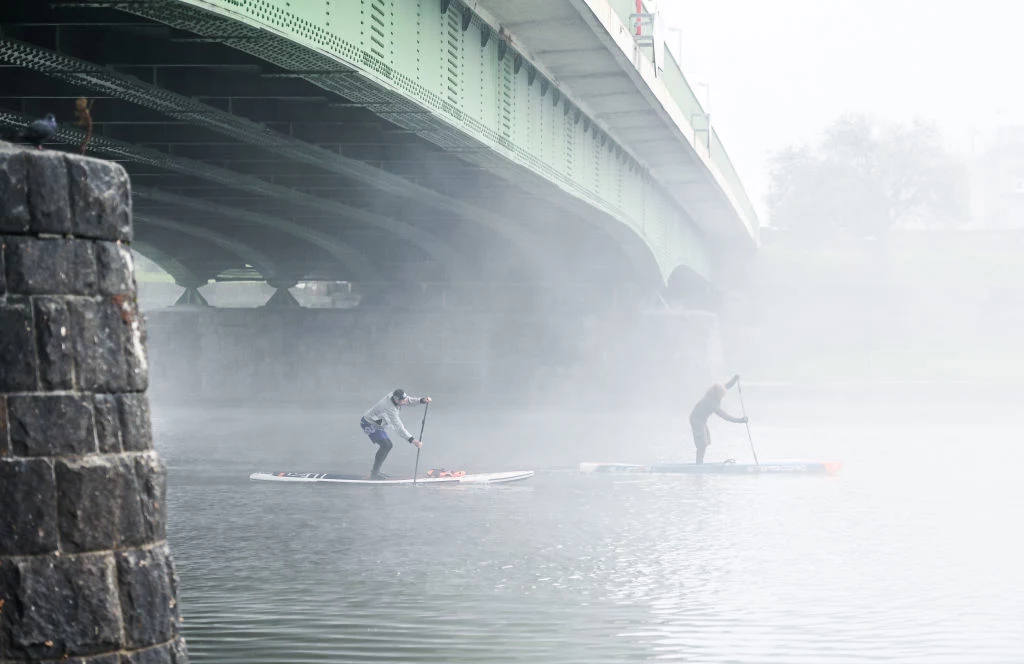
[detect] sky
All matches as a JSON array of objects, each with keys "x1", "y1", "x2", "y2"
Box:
[{"x1": 659, "y1": 0, "x2": 1024, "y2": 221}]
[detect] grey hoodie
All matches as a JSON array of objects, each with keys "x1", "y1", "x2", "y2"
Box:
[{"x1": 361, "y1": 393, "x2": 424, "y2": 441}]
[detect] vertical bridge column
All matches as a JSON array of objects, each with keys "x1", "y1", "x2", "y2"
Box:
[
  {"x1": 173, "y1": 283, "x2": 209, "y2": 307},
  {"x1": 0, "y1": 147, "x2": 188, "y2": 662}
]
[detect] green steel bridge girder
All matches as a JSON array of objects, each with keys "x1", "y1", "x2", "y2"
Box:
[{"x1": 105, "y1": 0, "x2": 722, "y2": 283}]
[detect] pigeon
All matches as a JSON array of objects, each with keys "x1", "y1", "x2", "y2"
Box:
[{"x1": 12, "y1": 113, "x2": 58, "y2": 149}]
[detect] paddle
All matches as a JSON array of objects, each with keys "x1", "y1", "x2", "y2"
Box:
[
  {"x1": 736, "y1": 379, "x2": 760, "y2": 466},
  {"x1": 413, "y1": 401, "x2": 429, "y2": 484}
]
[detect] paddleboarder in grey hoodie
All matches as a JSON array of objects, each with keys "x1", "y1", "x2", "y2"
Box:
[
  {"x1": 689, "y1": 375, "x2": 747, "y2": 464},
  {"x1": 360, "y1": 389, "x2": 431, "y2": 479}
]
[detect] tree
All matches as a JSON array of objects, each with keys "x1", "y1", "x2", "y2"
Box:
[{"x1": 766, "y1": 114, "x2": 968, "y2": 236}]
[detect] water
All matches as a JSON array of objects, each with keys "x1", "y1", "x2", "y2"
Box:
[{"x1": 154, "y1": 387, "x2": 1024, "y2": 663}]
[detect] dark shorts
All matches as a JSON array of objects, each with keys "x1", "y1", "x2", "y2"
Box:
[
  {"x1": 690, "y1": 420, "x2": 710, "y2": 448},
  {"x1": 360, "y1": 418, "x2": 391, "y2": 445}
]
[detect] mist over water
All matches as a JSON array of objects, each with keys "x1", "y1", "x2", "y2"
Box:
[
  {"x1": 142, "y1": 196, "x2": 1024, "y2": 663},
  {"x1": 128, "y1": 3, "x2": 1024, "y2": 659},
  {"x1": 153, "y1": 382, "x2": 1024, "y2": 663},
  {"x1": 2, "y1": 0, "x2": 1019, "y2": 659}
]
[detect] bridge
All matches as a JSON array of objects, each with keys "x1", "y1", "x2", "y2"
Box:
[{"x1": 0, "y1": 0, "x2": 759, "y2": 399}]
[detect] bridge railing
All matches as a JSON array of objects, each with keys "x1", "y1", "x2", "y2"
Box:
[
  {"x1": 709, "y1": 129, "x2": 760, "y2": 240},
  {"x1": 608, "y1": 0, "x2": 760, "y2": 240}
]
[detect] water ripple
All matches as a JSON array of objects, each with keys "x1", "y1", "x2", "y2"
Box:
[{"x1": 159, "y1": 406, "x2": 1024, "y2": 663}]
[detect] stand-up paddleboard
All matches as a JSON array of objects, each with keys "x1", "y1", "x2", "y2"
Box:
[
  {"x1": 580, "y1": 459, "x2": 842, "y2": 475},
  {"x1": 250, "y1": 470, "x2": 534, "y2": 485}
]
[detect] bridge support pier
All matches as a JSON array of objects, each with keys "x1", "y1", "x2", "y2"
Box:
[
  {"x1": 264, "y1": 280, "x2": 300, "y2": 308},
  {"x1": 0, "y1": 147, "x2": 187, "y2": 661},
  {"x1": 174, "y1": 285, "x2": 209, "y2": 307}
]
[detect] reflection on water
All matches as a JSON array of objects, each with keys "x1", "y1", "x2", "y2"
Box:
[{"x1": 156, "y1": 389, "x2": 1024, "y2": 663}]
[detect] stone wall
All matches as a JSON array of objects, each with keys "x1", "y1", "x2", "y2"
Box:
[{"x1": 0, "y1": 147, "x2": 187, "y2": 662}]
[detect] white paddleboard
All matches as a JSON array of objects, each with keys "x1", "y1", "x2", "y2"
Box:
[
  {"x1": 580, "y1": 460, "x2": 842, "y2": 475},
  {"x1": 249, "y1": 470, "x2": 534, "y2": 485}
]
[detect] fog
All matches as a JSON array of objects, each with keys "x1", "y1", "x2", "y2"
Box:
[
  {"x1": 122, "y1": 2, "x2": 1024, "y2": 661},
  {"x1": 663, "y1": 0, "x2": 1024, "y2": 219}
]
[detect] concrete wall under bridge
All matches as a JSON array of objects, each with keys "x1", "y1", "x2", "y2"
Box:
[{"x1": 143, "y1": 304, "x2": 724, "y2": 409}]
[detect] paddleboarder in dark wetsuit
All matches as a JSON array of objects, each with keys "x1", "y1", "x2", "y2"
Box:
[{"x1": 689, "y1": 375, "x2": 747, "y2": 464}]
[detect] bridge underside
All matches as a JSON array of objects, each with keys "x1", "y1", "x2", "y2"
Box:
[{"x1": 0, "y1": 1, "x2": 671, "y2": 303}]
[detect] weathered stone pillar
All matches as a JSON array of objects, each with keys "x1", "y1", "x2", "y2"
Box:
[{"x1": 0, "y1": 147, "x2": 187, "y2": 662}]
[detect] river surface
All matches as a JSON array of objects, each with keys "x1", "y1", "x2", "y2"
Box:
[{"x1": 153, "y1": 386, "x2": 1024, "y2": 663}]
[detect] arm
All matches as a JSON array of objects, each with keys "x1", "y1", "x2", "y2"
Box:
[
  {"x1": 713, "y1": 407, "x2": 746, "y2": 424},
  {"x1": 385, "y1": 410, "x2": 415, "y2": 442},
  {"x1": 724, "y1": 374, "x2": 740, "y2": 390}
]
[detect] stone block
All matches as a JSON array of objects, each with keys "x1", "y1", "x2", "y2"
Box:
[
  {"x1": 68, "y1": 297, "x2": 128, "y2": 392},
  {"x1": 96, "y1": 241, "x2": 134, "y2": 296},
  {"x1": 93, "y1": 394, "x2": 121, "y2": 453},
  {"x1": 68, "y1": 156, "x2": 132, "y2": 242},
  {"x1": 55, "y1": 457, "x2": 122, "y2": 553},
  {"x1": 0, "y1": 458, "x2": 58, "y2": 555},
  {"x1": 0, "y1": 396, "x2": 8, "y2": 456},
  {"x1": 121, "y1": 638, "x2": 189, "y2": 664},
  {"x1": 0, "y1": 553, "x2": 123, "y2": 660},
  {"x1": 3, "y1": 236, "x2": 98, "y2": 295},
  {"x1": 123, "y1": 452, "x2": 167, "y2": 546},
  {"x1": 65, "y1": 655, "x2": 122, "y2": 664},
  {"x1": 115, "y1": 457, "x2": 147, "y2": 550},
  {"x1": 25, "y1": 150, "x2": 72, "y2": 234},
  {"x1": 33, "y1": 296, "x2": 74, "y2": 390},
  {"x1": 9, "y1": 394, "x2": 96, "y2": 457},
  {"x1": 117, "y1": 546, "x2": 180, "y2": 650},
  {"x1": 115, "y1": 295, "x2": 149, "y2": 392},
  {"x1": 0, "y1": 297, "x2": 37, "y2": 391},
  {"x1": 0, "y1": 148, "x2": 30, "y2": 232},
  {"x1": 118, "y1": 393, "x2": 153, "y2": 452},
  {"x1": 52, "y1": 453, "x2": 165, "y2": 553}
]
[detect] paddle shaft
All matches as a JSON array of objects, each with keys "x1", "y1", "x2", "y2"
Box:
[
  {"x1": 413, "y1": 402, "x2": 429, "y2": 484},
  {"x1": 736, "y1": 380, "x2": 760, "y2": 465}
]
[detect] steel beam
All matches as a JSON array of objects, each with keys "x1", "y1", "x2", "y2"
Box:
[
  {"x1": 0, "y1": 36, "x2": 564, "y2": 278},
  {"x1": 130, "y1": 239, "x2": 206, "y2": 287},
  {"x1": 133, "y1": 187, "x2": 380, "y2": 282},
  {"x1": 53, "y1": 0, "x2": 700, "y2": 281},
  {"x1": 134, "y1": 213, "x2": 281, "y2": 280},
  {"x1": 0, "y1": 107, "x2": 469, "y2": 278}
]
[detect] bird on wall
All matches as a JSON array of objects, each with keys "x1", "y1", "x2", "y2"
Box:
[{"x1": 7, "y1": 113, "x2": 58, "y2": 149}]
